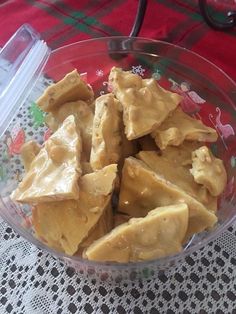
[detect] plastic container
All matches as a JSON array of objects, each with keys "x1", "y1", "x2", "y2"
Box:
[{"x1": 0, "y1": 25, "x2": 236, "y2": 282}]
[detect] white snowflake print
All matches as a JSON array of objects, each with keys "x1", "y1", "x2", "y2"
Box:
[
  {"x1": 96, "y1": 69, "x2": 104, "y2": 77},
  {"x1": 131, "y1": 65, "x2": 145, "y2": 76}
]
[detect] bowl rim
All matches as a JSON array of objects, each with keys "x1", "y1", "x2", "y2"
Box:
[
  {"x1": 51, "y1": 36, "x2": 236, "y2": 86},
  {"x1": 2, "y1": 36, "x2": 236, "y2": 270}
]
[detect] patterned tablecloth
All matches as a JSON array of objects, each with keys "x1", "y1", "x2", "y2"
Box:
[
  {"x1": 0, "y1": 217, "x2": 235, "y2": 313},
  {"x1": 0, "y1": 1, "x2": 236, "y2": 313}
]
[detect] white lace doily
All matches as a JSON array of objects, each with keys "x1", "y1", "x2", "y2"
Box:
[{"x1": 0, "y1": 216, "x2": 236, "y2": 314}]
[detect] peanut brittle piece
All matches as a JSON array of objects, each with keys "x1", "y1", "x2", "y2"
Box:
[
  {"x1": 118, "y1": 157, "x2": 217, "y2": 239},
  {"x1": 90, "y1": 94, "x2": 122, "y2": 170},
  {"x1": 32, "y1": 164, "x2": 117, "y2": 255},
  {"x1": 36, "y1": 69, "x2": 94, "y2": 112},
  {"x1": 191, "y1": 146, "x2": 227, "y2": 196},
  {"x1": 137, "y1": 150, "x2": 217, "y2": 212},
  {"x1": 109, "y1": 67, "x2": 182, "y2": 140},
  {"x1": 84, "y1": 204, "x2": 188, "y2": 263},
  {"x1": 151, "y1": 107, "x2": 217, "y2": 149},
  {"x1": 46, "y1": 100, "x2": 94, "y2": 159},
  {"x1": 11, "y1": 115, "x2": 82, "y2": 203}
]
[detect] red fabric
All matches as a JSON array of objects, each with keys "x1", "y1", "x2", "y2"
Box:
[{"x1": 0, "y1": 0, "x2": 236, "y2": 83}]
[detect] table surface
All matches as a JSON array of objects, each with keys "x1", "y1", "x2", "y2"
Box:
[{"x1": 0, "y1": 1, "x2": 236, "y2": 313}]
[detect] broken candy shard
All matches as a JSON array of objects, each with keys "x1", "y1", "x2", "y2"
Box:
[
  {"x1": 90, "y1": 93, "x2": 122, "y2": 170},
  {"x1": 118, "y1": 157, "x2": 217, "y2": 239},
  {"x1": 32, "y1": 198, "x2": 110, "y2": 256},
  {"x1": 137, "y1": 150, "x2": 217, "y2": 212},
  {"x1": 11, "y1": 115, "x2": 82, "y2": 203},
  {"x1": 36, "y1": 69, "x2": 94, "y2": 112},
  {"x1": 84, "y1": 204, "x2": 188, "y2": 263},
  {"x1": 32, "y1": 164, "x2": 117, "y2": 256},
  {"x1": 109, "y1": 67, "x2": 182, "y2": 140},
  {"x1": 46, "y1": 100, "x2": 94, "y2": 160},
  {"x1": 151, "y1": 107, "x2": 218, "y2": 150},
  {"x1": 191, "y1": 146, "x2": 227, "y2": 196}
]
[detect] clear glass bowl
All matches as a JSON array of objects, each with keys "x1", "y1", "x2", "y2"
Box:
[{"x1": 0, "y1": 37, "x2": 236, "y2": 282}]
